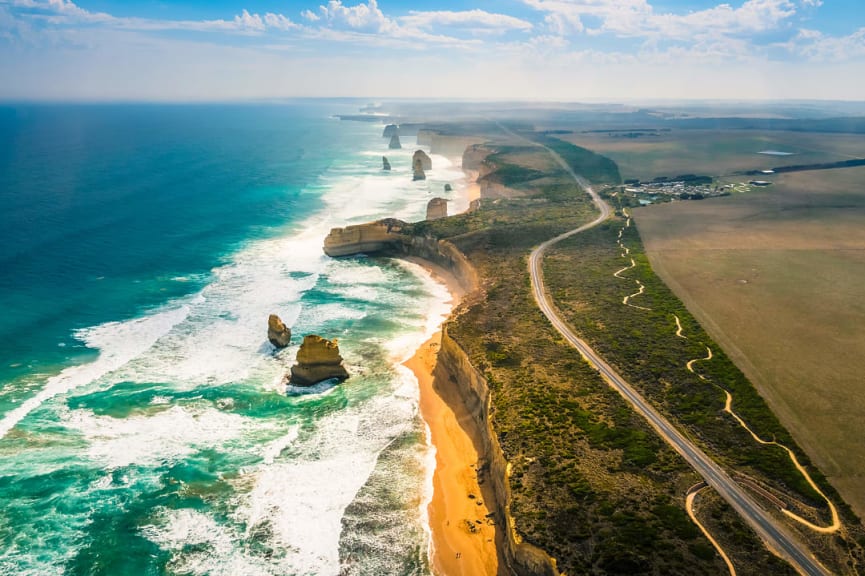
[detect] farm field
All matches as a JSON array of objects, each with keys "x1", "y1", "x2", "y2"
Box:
[
  {"x1": 634, "y1": 166, "x2": 865, "y2": 520},
  {"x1": 560, "y1": 130, "x2": 865, "y2": 181}
]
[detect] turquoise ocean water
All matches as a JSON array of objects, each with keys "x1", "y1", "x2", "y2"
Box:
[{"x1": 0, "y1": 103, "x2": 468, "y2": 575}]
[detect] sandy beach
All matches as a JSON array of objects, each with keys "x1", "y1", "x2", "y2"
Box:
[
  {"x1": 405, "y1": 328, "x2": 499, "y2": 576},
  {"x1": 400, "y1": 156, "x2": 499, "y2": 575}
]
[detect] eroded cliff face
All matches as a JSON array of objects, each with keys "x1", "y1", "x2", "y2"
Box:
[
  {"x1": 323, "y1": 220, "x2": 405, "y2": 258},
  {"x1": 322, "y1": 220, "x2": 478, "y2": 295},
  {"x1": 435, "y1": 329, "x2": 560, "y2": 576},
  {"x1": 463, "y1": 143, "x2": 495, "y2": 173},
  {"x1": 321, "y1": 218, "x2": 556, "y2": 575},
  {"x1": 267, "y1": 314, "x2": 292, "y2": 348},
  {"x1": 462, "y1": 144, "x2": 527, "y2": 199},
  {"x1": 289, "y1": 334, "x2": 349, "y2": 386},
  {"x1": 426, "y1": 198, "x2": 448, "y2": 221}
]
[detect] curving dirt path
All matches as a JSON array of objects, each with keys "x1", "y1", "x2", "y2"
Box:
[
  {"x1": 681, "y1": 324, "x2": 841, "y2": 534},
  {"x1": 615, "y1": 217, "x2": 652, "y2": 311},
  {"x1": 613, "y1": 258, "x2": 636, "y2": 279},
  {"x1": 686, "y1": 483, "x2": 737, "y2": 576},
  {"x1": 674, "y1": 315, "x2": 686, "y2": 339}
]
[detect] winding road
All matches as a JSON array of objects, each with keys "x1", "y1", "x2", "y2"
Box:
[{"x1": 523, "y1": 139, "x2": 830, "y2": 576}]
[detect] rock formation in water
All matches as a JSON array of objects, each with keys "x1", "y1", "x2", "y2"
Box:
[
  {"x1": 382, "y1": 156, "x2": 391, "y2": 171},
  {"x1": 267, "y1": 314, "x2": 292, "y2": 348},
  {"x1": 289, "y1": 335, "x2": 349, "y2": 386},
  {"x1": 389, "y1": 133, "x2": 402, "y2": 150},
  {"x1": 412, "y1": 150, "x2": 430, "y2": 181},
  {"x1": 444, "y1": 183, "x2": 453, "y2": 192},
  {"x1": 426, "y1": 198, "x2": 448, "y2": 220},
  {"x1": 383, "y1": 124, "x2": 399, "y2": 138},
  {"x1": 412, "y1": 150, "x2": 432, "y2": 171}
]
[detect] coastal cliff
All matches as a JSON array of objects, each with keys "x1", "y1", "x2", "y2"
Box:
[
  {"x1": 461, "y1": 144, "x2": 527, "y2": 199},
  {"x1": 323, "y1": 220, "x2": 478, "y2": 294},
  {"x1": 322, "y1": 219, "x2": 557, "y2": 575},
  {"x1": 436, "y1": 329, "x2": 560, "y2": 576}
]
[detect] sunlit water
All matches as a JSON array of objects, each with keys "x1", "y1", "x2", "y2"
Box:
[{"x1": 0, "y1": 103, "x2": 467, "y2": 575}]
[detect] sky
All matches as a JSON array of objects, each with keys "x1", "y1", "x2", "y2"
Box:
[{"x1": 0, "y1": 0, "x2": 863, "y2": 101}]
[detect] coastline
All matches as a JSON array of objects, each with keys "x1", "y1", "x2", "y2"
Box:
[
  {"x1": 403, "y1": 159, "x2": 500, "y2": 575},
  {"x1": 406, "y1": 329, "x2": 499, "y2": 576}
]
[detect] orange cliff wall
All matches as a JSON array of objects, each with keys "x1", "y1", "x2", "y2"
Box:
[{"x1": 322, "y1": 221, "x2": 557, "y2": 575}]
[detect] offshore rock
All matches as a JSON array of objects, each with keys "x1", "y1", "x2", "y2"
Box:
[
  {"x1": 382, "y1": 156, "x2": 391, "y2": 171},
  {"x1": 383, "y1": 124, "x2": 399, "y2": 138},
  {"x1": 412, "y1": 150, "x2": 430, "y2": 181},
  {"x1": 389, "y1": 133, "x2": 402, "y2": 150},
  {"x1": 412, "y1": 150, "x2": 432, "y2": 171},
  {"x1": 267, "y1": 314, "x2": 292, "y2": 348},
  {"x1": 444, "y1": 183, "x2": 453, "y2": 192},
  {"x1": 426, "y1": 197, "x2": 448, "y2": 220},
  {"x1": 289, "y1": 335, "x2": 349, "y2": 386}
]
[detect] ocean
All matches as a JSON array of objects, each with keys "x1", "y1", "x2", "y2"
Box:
[{"x1": 0, "y1": 102, "x2": 467, "y2": 575}]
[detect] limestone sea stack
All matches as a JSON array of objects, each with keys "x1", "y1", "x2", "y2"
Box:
[
  {"x1": 412, "y1": 150, "x2": 432, "y2": 171},
  {"x1": 289, "y1": 335, "x2": 349, "y2": 386},
  {"x1": 382, "y1": 156, "x2": 391, "y2": 171},
  {"x1": 267, "y1": 314, "x2": 291, "y2": 348},
  {"x1": 426, "y1": 197, "x2": 448, "y2": 220},
  {"x1": 389, "y1": 133, "x2": 402, "y2": 149},
  {"x1": 382, "y1": 124, "x2": 399, "y2": 138},
  {"x1": 412, "y1": 150, "x2": 430, "y2": 181}
]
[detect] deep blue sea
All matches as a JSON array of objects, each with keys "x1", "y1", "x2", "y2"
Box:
[{"x1": 0, "y1": 103, "x2": 468, "y2": 575}]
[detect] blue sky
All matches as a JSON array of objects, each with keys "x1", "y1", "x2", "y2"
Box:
[{"x1": 1, "y1": 0, "x2": 863, "y2": 101}]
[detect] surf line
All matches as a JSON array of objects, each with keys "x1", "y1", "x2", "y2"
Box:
[{"x1": 682, "y1": 333, "x2": 841, "y2": 534}]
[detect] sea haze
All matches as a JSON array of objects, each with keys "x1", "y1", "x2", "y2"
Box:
[{"x1": 0, "y1": 102, "x2": 467, "y2": 575}]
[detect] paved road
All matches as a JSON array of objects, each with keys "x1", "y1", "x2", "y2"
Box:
[{"x1": 526, "y1": 144, "x2": 829, "y2": 576}]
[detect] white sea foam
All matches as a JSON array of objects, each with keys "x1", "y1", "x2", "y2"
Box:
[
  {"x1": 233, "y1": 387, "x2": 419, "y2": 575},
  {"x1": 142, "y1": 508, "x2": 279, "y2": 576},
  {"x1": 63, "y1": 404, "x2": 258, "y2": 469},
  {"x1": 4, "y1": 131, "x2": 470, "y2": 574},
  {"x1": 0, "y1": 303, "x2": 192, "y2": 439}
]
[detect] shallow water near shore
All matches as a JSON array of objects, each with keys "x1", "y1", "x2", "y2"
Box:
[{"x1": 0, "y1": 103, "x2": 463, "y2": 574}]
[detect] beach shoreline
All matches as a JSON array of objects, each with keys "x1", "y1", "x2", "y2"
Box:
[
  {"x1": 405, "y1": 328, "x2": 499, "y2": 576},
  {"x1": 402, "y1": 158, "x2": 501, "y2": 575}
]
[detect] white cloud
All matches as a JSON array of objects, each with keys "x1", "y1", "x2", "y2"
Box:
[
  {"x1": 3, "y1": 0, "x2": 298, "y2": 34},
  {"x1": 400, "y1": 9, "x2": 532, "y2": 32},
  {"x1": 264, "y1": 12, "x2": 298, "y2": 31},
  {"x1": 300, "y1": 9, "x2": 320, "y2": 22},
  {"x1": 543, "y1": 12, "x2": 584, "y2": 35},
  {"x1": 791, "y1": 26, "x2": 865, "y2": 61},
  {"x1": 523, "y1": 0, "x2": 799, "y2": 40},
  {"x1": 233, "y1": 9, "x2": 264, "y2": 31},
  {"x1": 315, "y1": 0, "x2": 395, "y2": 33}
]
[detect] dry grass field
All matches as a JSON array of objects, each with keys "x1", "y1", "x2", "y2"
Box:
[
  {"x1": 634, "y1": 166, "x2": 865, "y2": 520},
  {"x1": 561, "y1": 130, "x2": 865, "y2": 180}
]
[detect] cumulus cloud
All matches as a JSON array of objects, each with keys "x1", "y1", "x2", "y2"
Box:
[
  {"x1": 400, "y1": 9, "x2": 532, "y2": 32},
  {"x1": 3, "y1": 0, "x2": 298, "y2": 34},
  {"x1": 523, "y1": 0, "x2": 800, "y2": 40},
  {"x1": 313, "y1": 0, "x2": 395, "y2": 33},
  {"x1": 791, "y1": 26, "x2": 865, "y2": 61}
]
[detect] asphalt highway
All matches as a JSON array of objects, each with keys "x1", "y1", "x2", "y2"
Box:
[{"x1": 526, "y1": 147, "x2": 828, "y2": 576}]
